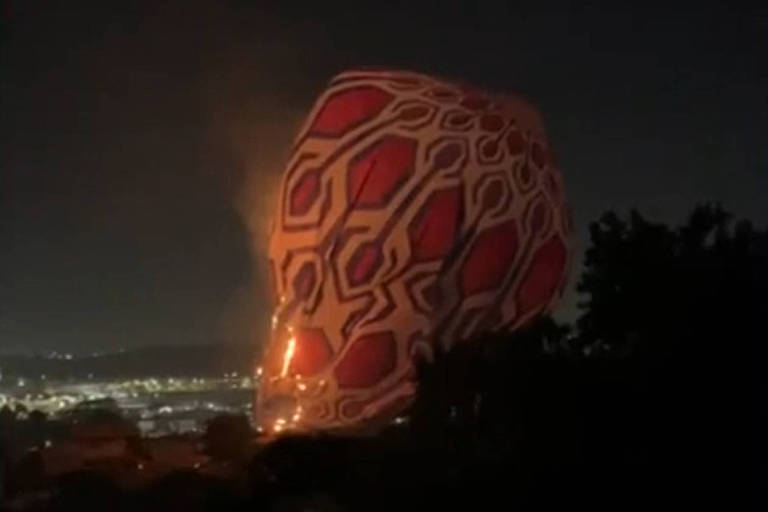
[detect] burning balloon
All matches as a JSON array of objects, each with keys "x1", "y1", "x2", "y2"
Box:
[{"x1": 256, "y1": 68, "x2": 572, "y2": 434}]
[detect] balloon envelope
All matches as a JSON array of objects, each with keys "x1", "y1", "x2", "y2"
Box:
[{"x1": 256, "y1": 69, "x2": 572, "y2": 434}]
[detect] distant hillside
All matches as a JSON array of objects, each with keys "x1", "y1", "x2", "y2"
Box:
[{"x1": 0, "y1": 344, "x2": 257, "y2": 380}]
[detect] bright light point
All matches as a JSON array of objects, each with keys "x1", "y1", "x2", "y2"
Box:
[
  {"x1": 297, "y1": 382, "x2": 307, "y2": 391},
  {"x1": 280, "y1": 336, "x2": 296, "y2": 377}
]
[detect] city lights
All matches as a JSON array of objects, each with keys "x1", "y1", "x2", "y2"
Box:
[{"x1": 0, "y1": 375, "x2": 255, "y2": 436}]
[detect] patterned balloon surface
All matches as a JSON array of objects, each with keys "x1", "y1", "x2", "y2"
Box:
[{"x1": 255, "y1": 69, "x2": 572, "y2": 434}]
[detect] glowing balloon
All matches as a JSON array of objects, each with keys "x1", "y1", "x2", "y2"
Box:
[{"x1": 256, "y1": 68, "x2": 572, "y2": 434}]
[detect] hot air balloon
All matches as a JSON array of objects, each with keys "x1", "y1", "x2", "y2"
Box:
[{"x1": 256, "y1": 68, "x2": 572, "y2": 435}]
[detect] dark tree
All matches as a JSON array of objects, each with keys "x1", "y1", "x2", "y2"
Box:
[
  {"x1": 27, "y1": 409, "x2": 47, "y2": 425},
  {"x1": 0, "y1": 405, "x2": 13, "y2": 427},
  {"x1": 575, "y1": 204, "x2": 767, "y2": 506},
  {"x1": 402, "y1": 204, "x2": 766, "y2": 509},
  {"x1": 203, "y1": 414, "x2": 253, "y2": 462},
  {"x1": 577, "y1": 203, "x2": 767, "y2": 359}
]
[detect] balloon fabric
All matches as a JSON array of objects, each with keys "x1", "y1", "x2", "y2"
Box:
[{"x1": 256, "y1": 69, "x2": 572, "y2": 435}]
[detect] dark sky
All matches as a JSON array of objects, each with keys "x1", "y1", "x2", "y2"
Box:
[{"x1": 2, "y1": 2, "x2": 766, "y2": 353}]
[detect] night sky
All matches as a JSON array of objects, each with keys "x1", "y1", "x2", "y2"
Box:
[{"x1": 2, "y1": 2, "x2": 766, "y2": 353}]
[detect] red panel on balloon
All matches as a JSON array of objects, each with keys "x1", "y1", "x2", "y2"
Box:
[
  {"x1": 506, "y1": 129, "x2": 526, "y2": 156},
  {"x1": 289, "y1": 169, "x2": 321, "y2": 215},
  {"x1": 290, "y1": 328, "x2": 333, "y2": 376},
  {"x1": 346, "y1": 241, "x2": 383, "y2": 287},
  {"x1": 334, "y1": 331, "x2": 397, "y2": 389},
  {"x1": 347, "y1": 135, "x2": 417, "y2": 208},
  {"x1": 459, "y1": 220, "x2": 519, "y2": 296},
  {"x1": 516, "y1": 235, "x2": 567, "y2": 317},
  {"x1": 408, "y1": 185, "x2": 463, "y2": 262},
  {"x1": 309, "y1": 86, "x2": 393, "y2": 137}
]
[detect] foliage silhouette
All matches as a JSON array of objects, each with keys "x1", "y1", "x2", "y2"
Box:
[{"x1": 203, "y1": 414, "x2": 252, "y2": 463}]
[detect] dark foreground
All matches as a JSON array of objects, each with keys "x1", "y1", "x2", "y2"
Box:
[
  {"x1": 3, "y1": 339, "x2": 761, "y2": 511},
  {"x1": 3, "y1": 204, "x2": 765, "y2": 511}
]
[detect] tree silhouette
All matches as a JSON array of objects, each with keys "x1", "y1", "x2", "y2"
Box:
[
  {"x1": 203, "y1": 414, "x2": 252, "y2": 462},
  {"x1": 402, "y1": 203, "x2": 766, "y2": 508},
  {"x1": 574, "y1": 203, "x2": 766, "y2": 506},
  {"x1": 0, "y1": 405, "x2": 13, "y2": 427},
  {"x1": 577, "y1": 203, "x2": 766, "y2": 360}
]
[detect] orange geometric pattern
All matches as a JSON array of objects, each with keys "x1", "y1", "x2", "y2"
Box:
[{"x1": 256, "y1": 69, "x2": 572, "y2": 434}]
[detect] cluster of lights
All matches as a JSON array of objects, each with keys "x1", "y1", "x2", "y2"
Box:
[
  {"x1": 271, "y1": 405, "x2": 303, "y2": 434},
  {"x1": 108, "y1": 376, "x2": 249, "y2": 394},
  {"x1": 1, "y1": 376, "x2": 254, "y2": 418},
  {"x1": 45, "y1": 351, "x2": 74, "y2": 361},
  {"x1": 0, "y1": 391, "x2": 79, "y2": 415},
  {"x1": 136, "y1": 400, "x2": 244, "y2": 421}
]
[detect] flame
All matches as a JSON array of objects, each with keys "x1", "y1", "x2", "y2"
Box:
[{"x1": 280, "y1": 335, "x2": 296, "y2": 378}]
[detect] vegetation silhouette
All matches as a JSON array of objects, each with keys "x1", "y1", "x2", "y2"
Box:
[
  {"x1": 203, "y1": 413, "x2": 252, "y2": 463},
  {"x1": 238, "y1": 203, "x2": 765, "y2": 510}
]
